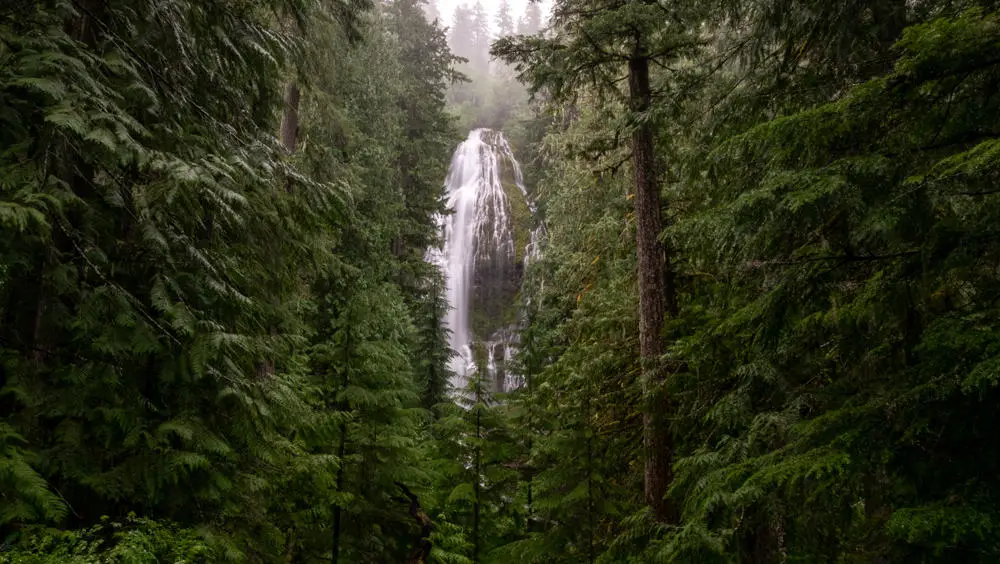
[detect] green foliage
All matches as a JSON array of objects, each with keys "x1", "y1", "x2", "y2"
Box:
[
  {"x1": 664, "y1": 4, "x2": 1000, "y2": 562},
  {"x1": 1, "y1": 0, "x2": 458, "y2": 561},
  {"x1": 0, "y1": 425, "x2": 65, "y2": 525},
  {"x1": 1, "y1": 516, "x2": 210, "y2": 563},
  {"x1": 421, "y1": 366, "x2": 524, "y2": 563},
  {"x1": 445, "y1": 0, "x2": 534, "y2": 131},
  {"x1": 12, "y1": 0, "x2": 1000, "y2": 561},
  {"x1": 2, "y1": 4, "x2": 334, "y2": 558},
  {"x1": 488, "y1": 0, "x2": 1000, "y2": 562},
  {"x1": 477, "y1": 108, "x2": 647, "y2": 561}
]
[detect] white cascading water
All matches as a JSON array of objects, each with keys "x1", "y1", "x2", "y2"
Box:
[{"x1": 429, "y1": 129, "x2": 540, "y2": 393}]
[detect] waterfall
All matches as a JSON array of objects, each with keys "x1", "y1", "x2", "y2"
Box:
[{"x1": 430, "y1": 129, "x2": 538, "y2": 393}]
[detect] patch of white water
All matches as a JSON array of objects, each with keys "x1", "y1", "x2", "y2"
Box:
[{"x1": 429, "y1": 129, "x2": 537, "y2": 393}]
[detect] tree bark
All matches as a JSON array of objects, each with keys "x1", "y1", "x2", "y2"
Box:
[
  {"x1": 258, "y1": 81, "x2": 300, "y2": 381},
  {"x1": 473, "y1": 375, "x2": 482, "y2": 563},
  {"x1": 396, "y1": 482, "x2": 433, "y2": 564},
  {"x1": 628, "y1": 53, "x2": 676, "y2": 523},
  {"x1": 280, "y1": 81, "x2": 300, "y2": 154},
  {"x1": 332, "y1": 325, "x2": 351, "y2": 563},
  {"x1": 332, "y1": 426, "x2": 345, "y2": 563},
  {"x1": 869, "y1": 0, "x2": 908, "y2": 75},
  {"x1": 525, "y1": 362, "x2": 536, "y2": 534},
  {"x1": 586, "y1": 392, "x2": 595, "y2": 564},
  {"x1": 874, "y1": 0, "x2": 907, "y2": 52},
  {"x1": 750, "y1": 508, "x2": 786, "y2": 563},
  {"x1": 284, "y1": 528, "x2": 296, "y2": 564}
]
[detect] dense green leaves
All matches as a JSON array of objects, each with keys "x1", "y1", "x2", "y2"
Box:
[
  {"x1": 1, "y1": 0, "x2": 458, "y2": 561},
  {"x1": 486, "y1": 0, "x2": 1000, "y2": 562},
  {"x1": 3, "y1": 516, "x2": 210, "y2": 563},
  {"x1": 7, "y1": 0, "x2": 1000, "y2": 561},
  {"x1": 667, "y1": 9, "x2": 1000, "y2": 560}
]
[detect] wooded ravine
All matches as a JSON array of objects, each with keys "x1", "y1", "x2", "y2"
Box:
[{"x1": 3, "y1": 0, "x2": 1000, "y2": 562}]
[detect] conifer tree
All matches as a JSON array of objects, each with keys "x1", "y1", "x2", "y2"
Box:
[
  {"x1": 496, "y1": 0, "x2": 516, "y2": 38},
  {"x1": 665, "y1": 5, "x2": 1000, "y2": 560},
  {"x1": 469, "y1": 2, "x2": 492, "y2": 72},
  {"x1": 1, "y1": 2, "x2": 350, "y2": 557},
  {"x1": 516, "y1": 3, "x2": 543, "y2": 36},
  {"x1": 0, "y1": 0, "x2": 461, "y2": 560},
  {"x1": 14, "y1": 0, "x2": 1000, "y2": 561},
  {"x1": 495, "y1": 0, "x2": 704, "y2": 522}
]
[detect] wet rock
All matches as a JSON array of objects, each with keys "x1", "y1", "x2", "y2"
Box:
[{"x1": 430, "y1": 129, "x2": 540, "y2": 393}]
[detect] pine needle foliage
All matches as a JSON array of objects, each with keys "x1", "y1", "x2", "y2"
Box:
[
  {"x1": 666, "y1": 5, "x2": 1000, "y2": 561},
  {"x1": 2, "y1": 2, "x2": 337, "y2": 555},
  {"x1": 1, "y1": 0, "x2": 458, "y2": 561},
  {"x1": 489, "y1": 0, "x2": 1000, "y2": 561},
  {"x1": 13, "y1": 0, "x2": 1000, "y2": 560}
]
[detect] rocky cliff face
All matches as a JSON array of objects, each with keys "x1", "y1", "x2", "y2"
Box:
[{"x1": 433, "y1": 129, "x2": 538, "y2": 393}]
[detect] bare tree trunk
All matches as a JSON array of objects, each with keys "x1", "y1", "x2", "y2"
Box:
[
  {"x1": 628, "y1": 53, "x2": 676, "y2": 524},
  {"x1": 874, "y1": 0, "x2": 907, "y2": 52},
  {"x1": 586, "y1": 393, "x2": 595, "y2": 564},
  {"x1": 750, "y1": 507, "x2": 786, "y2": 563},
  {"x1": 332, "y1": 427, "x2": 345, "y2": 563},
  {"x1": 525, "y1": 361, "x2": 536, "y2": 533},
  {"x1": 32, "y1": 293, "x2": 47, "y2": 365},
  {"x1": 864, "y1": 0, "x2": 907, "y2": 76}
]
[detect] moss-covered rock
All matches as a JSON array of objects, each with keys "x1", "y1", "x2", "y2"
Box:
[
  {"x1": 467, "y1": 130, "x2": 536, "y2": 342},
  {"x1": 459, "y1": 129, "x2": 538, "y2": 392},
  {"x1": 500, "y1": 180, "x2": 533, "y2": 264}
]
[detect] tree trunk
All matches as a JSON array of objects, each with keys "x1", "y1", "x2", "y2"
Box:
[
  {"x1": 473, "y1": 376, "x2": 482, "y2": 563},
  {"x1": 874, "y1": 0, "x2": 907, "y2": 52},
  {"x1": 332, "y1": 325, "x2": 351, "y2": 563},
  {"x1": 280, "y1": 81, "x2": 300, "y2": 154},
  {"x1": 284, "y1": 528, "x2": 297, "y2": 564},
  {"x1": 525, "y1": 359, "x2": 536, "y2": 533},
  {"x1": 750, "y1": 507, "x2": 786, "y2": 563},
  {"x1": 526, "y1": 463, "x2": 534, "y2": 532},
  {"x1": 628, "y1": 53, "x2": 676, "y2": 523},
  {"x1": 397, "y1": 482, "x2": 434, "y2": 564},
  {"x1": 32, "y1": 293, "x2": 47, "y2": 365},
  {"x1": 586, "y1": 394, "x2": 595, "y2": 564},
  {"x1": 258, "y1": 81, "x2": 300, "y2": 381},
  {"x1": 332, "y1": 427, "x2": 345, "y2": 563},
  {"x1": 869, "y1": 0, "x2": 908, "y2": 75}
]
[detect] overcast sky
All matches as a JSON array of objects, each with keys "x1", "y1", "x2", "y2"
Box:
[{"x1": 433, "y1": 0, "x2": 551, "y2": 36}]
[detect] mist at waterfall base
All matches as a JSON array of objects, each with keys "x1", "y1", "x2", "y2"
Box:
[{"x1": 428, "y1": 129, "x2": 540, "y2": 395}]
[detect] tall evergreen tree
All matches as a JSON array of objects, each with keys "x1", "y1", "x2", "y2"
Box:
[
  {"x1": 0, "y1": 0, "x2": 461, "y2": 560},
  {"x1": 469, "y1": 1, "x2": 492, "y2": 72},
  {"x1": 516, "y1": 3, "x2": 543, "y2": 35},
  {"x1": 449, "y1": 4, "x2": 476, "y2": 62},
  {"x1": 495, "y1": 0, "x2": 703, "y2": 522},
  {"x1": 496, "y1": 0, "x2": 516, "y2": 38},
  {"x1": 1, "y1": 2, "x2": 351, "y2": 557},
  {"x1": 12, "y1": 0, "x2": 1000, "y2": 561}
]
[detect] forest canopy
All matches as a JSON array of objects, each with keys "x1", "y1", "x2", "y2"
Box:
[{"x1": 4, "y1": 0, "x2": 1000, "y2": 562}]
